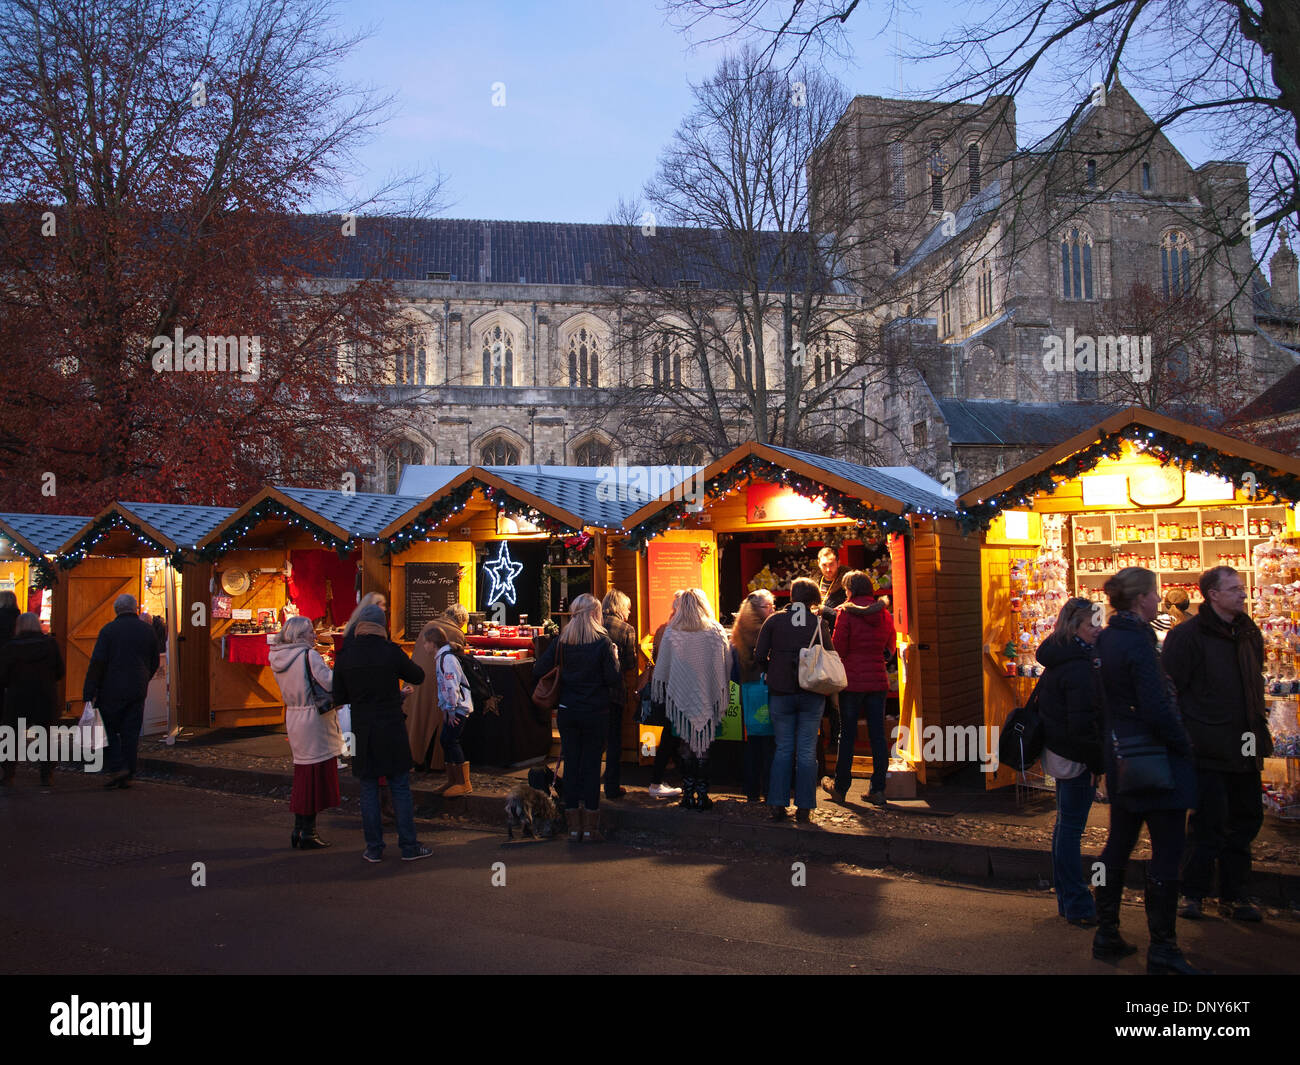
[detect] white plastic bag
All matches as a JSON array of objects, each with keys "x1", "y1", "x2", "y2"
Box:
[
  {"x1": 78, "y1": 703, "x2": 107, "y2": 750},
  {"x1": 336, "y1": 704, "x2": 352, "y2": 756}
]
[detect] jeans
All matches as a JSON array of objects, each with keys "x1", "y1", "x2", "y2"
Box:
[
  {"x1": 768, "y1": 690, "x2": 825, "y2": 811},
  {"x1": 1099, "y1": 804, "x2": 1186, "y2": 884},
  {"x1": 1182, "y1": 767, "x2": 1263, "y2": 902},
  {"x1": 559, "y1": 708, "x2": 606, "y2": 811},
  {"x1": 440, "y1": 714, "x2": 466, "y2": 763},
  {"x1": 102, "y1": 700, "x2": 144, "y2": 777},
  {"x1": 1051, "y1": 770, "x2": 1096, "y2": 919},
  {"x1": 835, "y1": 690, "x2": 888, "y2": 796},
  {"x1": 360, "y1": 771, "x2": 418, "y2": 856}
]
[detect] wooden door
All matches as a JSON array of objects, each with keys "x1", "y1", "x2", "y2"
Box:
[{"x1": 60, "y1": 557, "x2": 142, "y2": 719}]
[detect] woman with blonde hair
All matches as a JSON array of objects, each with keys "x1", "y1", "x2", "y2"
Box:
[
  {"x1": 269, "y1": 615, "x2": 342, "y2": 849},
  {"x1": 532, "y1": 593, "x2": 621, "y2": 841},
  {"x1": 653, "y1": 588, "x2": 731, "y2": 809}
]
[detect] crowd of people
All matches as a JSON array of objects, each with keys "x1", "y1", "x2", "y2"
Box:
[{"x1": 1037, "y1": 564, "x2": 1272, "y2": 975}]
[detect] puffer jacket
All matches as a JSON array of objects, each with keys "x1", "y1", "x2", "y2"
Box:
[
  {"x1": 831, "y1": 594, "x2": 895, "y2": 692},
  {"x1": 1035, "y1": 634, "x2": 1104, "y2": 774}
]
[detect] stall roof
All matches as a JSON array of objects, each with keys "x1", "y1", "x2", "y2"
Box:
[
  {"x1": 958, "y1": 406, "x2": 1300, "y2": 517},
  {"x1": 275, "y1": 487, "x2": 426, "y2": 540},
  {"x1": 0, "y1": 512, "x2": 91, "y2": 560},
  {"x1": 394, "y1": 465, "x2": 469, "y2": 498},
  {"x1": 58, "y1": 501, "x2": 236, "y2": 563},
  {"x1": 763, "y1": 446, "x2": 959, "y2": 515},
  {"x1": 488, "y1": 465, "x2": 703, "y2": 527}
]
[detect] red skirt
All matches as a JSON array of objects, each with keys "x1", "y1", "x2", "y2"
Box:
[{"x1": 291, "y1": 758, "x2": 341, "y2": 815}]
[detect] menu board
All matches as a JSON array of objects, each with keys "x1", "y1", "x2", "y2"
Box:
[
  {"x1": 647, "y1": 542, "x2": 703, "y2": 635},
  {"x1": 405, "y1": 563, "x2": 459, "y2": 637}
]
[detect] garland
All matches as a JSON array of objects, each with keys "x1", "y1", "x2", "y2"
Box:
[
  {"x1": 384, "y1": 481, "x2": 578, "y2": 554},
  {"x1": 958, "y1": 424, "x2": 1300, "y2": 533},
  {"x1": 58, "y1": 513, "x2": 184, "y2": 570},
  {"x1": 200, "y1": 498, "x2": 352, "y2": 560},
  {"x1": 624, "y1": 454, "x2": 914, "y2": 550}
]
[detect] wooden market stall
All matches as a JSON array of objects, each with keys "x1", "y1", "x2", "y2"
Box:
[
  {"x1": 620, "y1": 442, "x2": 979, "y2": 789},
  {"x1": 961, "y1": 407, "x2": 1300, "y2": 808},
  {"x1": 54, "y1": 502, "x2": 234, "y2": 733},
  {"x1": 0, "y1": 512, "x2": 90, "y2": 632},
  {"x1": 192, "y1": 486, "x2": 419, "y2": 729}
]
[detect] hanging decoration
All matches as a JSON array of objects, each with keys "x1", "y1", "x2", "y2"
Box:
[
  {"x1": 58, "y1": 512, "x2": 184, "y2": 570},
  {"x1": 200, "y1": 498, "x2": 352, "y2": 561},
  {"x1": 382, "y1": 481, "x2": 577, "y2": 555},
  {"x1": 959, "y1": 424, "x2": 1300, "y2": 532},
  {"x1": 483, "y1": 541, "x2": 525, "y2": 605}
]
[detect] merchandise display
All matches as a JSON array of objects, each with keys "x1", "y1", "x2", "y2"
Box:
[
  {"x1": 1005, "y1": 516, "x2": 1068, "y2": 677},
  {"x1": 1251, "y1": 536, "x2": 1300, "y2": 819}
]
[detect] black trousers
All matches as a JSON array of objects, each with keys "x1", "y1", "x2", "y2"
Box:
[
  {"x1": 558, "y1": 708, "x2": 606, "y2": 811},
  {"x1": 603, "y1": 699, "x2": 625, "y2": 793},
  {"x1": 1099, "y1": 803, "x2": 1187, "y2": 883},
  {"x1": 1182, "y1": 767, "x2": 1263, "y2": 902},
  {"x1": 744, "y1": 735, "x2": 775, "y2": 800},
  {"x1": 651, "y1": 729, "x2": 680, "y2": 784},
  {"x1": 101, "y1": 699, "x2": 145, "y2": 777}
]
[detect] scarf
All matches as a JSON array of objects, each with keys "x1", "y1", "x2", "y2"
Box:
[
  {"x1": 354, "y1": 621, "x2": 388, "y2": 640},
  {"x1": 652, "y1": 625, "x2": 730, "y2": 758}
]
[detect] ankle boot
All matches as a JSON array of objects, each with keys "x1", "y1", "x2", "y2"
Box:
[
  {"x1": 428, "y1": 764, "x2": 454, "y2": 796},
  {"x1": 298, "y1": 814, "x2": 331, "y2": 849},
  {"x1": 582, "y1": 807, "x2": 605, "y2": 843},
  {"x1": 679, "y1": 776, "x2": 697, "y2": 809},
  {"x1": 1092, "y1": 875, "x2": 1138, "y2": 960},
  {"x1": 568, "y1": 809, "x2": 582, "y2": 842},
  {"x1": 291, "y1": 814, "x2": 304, "y2": 849},
  {"x1": 442, "y1": 762, "x2": 472, "y2": 798},
  {"x1": 1145, "y1": 876, "x2": 1204, "y2": 975},
  {"x1": 695, "y1": 771, "x2": 713, "y2": 811}
]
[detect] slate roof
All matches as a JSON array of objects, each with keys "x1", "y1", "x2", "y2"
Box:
[
  {"x1": 488, "y1": 465, "x2": 704, "y2": 527},
  {"x1": 0, "y1": 513, "x2": 91, "y2": 558},
  {"x1": 394, "y1": 466, "x2": 471, "y2": 498},
  {"x1": 275, "y1": 487, "x2": 426, "y2": 540},
  {"x1": 897, "y1": 179, "x2": 1001, "y2": 275},
  {"x1": 295, "y1": 217, "x2": 835, "y2": 291},
  {"x1": 118, "y1": 502, "x2": 237, "y2": 550},
  {"x1": 1232, "y1": 362, "x2": 1300, "y2": 423},
  {"x1": 937, "y1": 400, "x2": 1123, "y2": 447},
  {"x1": 763, "y1": 445, "x2": 959, "y2": 515}
]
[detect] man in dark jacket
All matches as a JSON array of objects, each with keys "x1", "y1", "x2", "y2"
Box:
[
  {"x1": 333, "y1": 604, "x2": 431, "y2": 862},
  {"x1": 1162, "y1": 566, "x2": 1270, "y2": 922},
  {"x1": 83, "y1": 594, "x2": 159, "y2": 789}
]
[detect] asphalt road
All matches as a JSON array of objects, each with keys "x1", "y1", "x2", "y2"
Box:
[{"x1": 3, "y1": 773, "x2": 1298, "y2": 976}]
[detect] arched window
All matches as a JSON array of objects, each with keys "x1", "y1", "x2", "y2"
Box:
[
  {"x1": 653, "y1": 335, "x2": 677, "y2": 388},
  {"x1": 481, "y1": 325, "x2": 514, "y2": 386},
  {"x1": 567, "y1": 327, "x2": 599, "y2": 388},
  {"x1": 1141, "y1": 161, "x2": 1152, "y2": 191},
  {"x1": 812, "y1": 336, "x2": 843, "y2": 385},
  {"x1": 891, "y1": 247, "x2": 901, "y2": 268},
  {"x1": 1061, "y1": 228, "x2": 1094, "y2": 300},
  {"x1": 1086, "y1": 159, "x2": 1097, "y2": 188},
  {"x1": 1161, "y1": 231, "x2": 1193, "y2": 298},
  {"x1": 398, "y1": 324, "x2": 427, "y2": 385},
  {"x1": 573, "y1": 438, "x2": 612, "y2": 466},
  {"x1": 967, "y1": 143, "x2": 981, "y2": 196},
  {"x1": 479, "y1": 437, "x2": 521, "y2": 465},
  {"x1": 385, "y1": 439, "x2": 425, "y2": 494},
  {"x1": 928, "y1": 139, "x2": 944, "y2": 211},
  {"x1": 976, "y1": 259, "x2": 995, "y2": 318},
  {"x1": 665, "y1": 440, "x2": 703, "y2": 465},
  {"x1": 889, "y1": 141, "x2": 906, "y2": 210}
]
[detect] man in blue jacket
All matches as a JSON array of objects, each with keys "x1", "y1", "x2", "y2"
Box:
[{"x1": 83, "y1": 594, "x2": 159, "y2": 789}]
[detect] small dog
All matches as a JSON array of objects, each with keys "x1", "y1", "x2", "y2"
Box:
[{"x1": 505, "y1": 781, "x2": 562, "y2": 840}]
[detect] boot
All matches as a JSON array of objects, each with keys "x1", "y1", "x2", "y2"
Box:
[
  {"x1": 582, "y1": 807, "x2": 605, "y2": 843},
  {"x1": 1145, "y1": 876, "x2": 1205, "y2": 975},
  {"x1": 428, "y1": 765, "x2": 455, "y2": 797},
  {"x1": 1092, "y1": 874, "x2": 1138, "y2": 960},
  {"x1": 298, "y1": 814, "x2": 331, "y2": 850},
  {"x1": 694, "y1": 770, "x2": 713, "y2": 811},
  {"x1": 291, "y1": 813, "x2": 304, "y2": 849},
  {"x1": 442, "y1": 762, "x2": 472, "y2": 798},
  {"x1": 678, "y1": 776, "x2": 698, "y2": 809},
  {"x1": 567, "y1": 809, "x2": 582, "y2": 842}
]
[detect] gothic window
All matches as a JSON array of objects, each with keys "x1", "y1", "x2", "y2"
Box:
[
  {"x1": 913, "y1": 421, "x2": 928, "y2": 449},
  {"x1": 892, "y1": 247, "x2": 901, "y2": 268},
  {"x1": 940, "y1": 286, "x2": 953, "y2": 337},
  {"x1": 1086, "y1": 159, "x2": 1097, "y2": 188},
  {"x1": 1168, "y1": 345, "x2": 1190, "y2": 383},
  {"x1": 665, "y1": 440, "x2": 703, "y2": 465},
  {"x1": 398, "y1": 323, "x2": 427, "y2": 385},
  {"x1": 384, "y1": 439, "x2": 425, "y2": 494},
  {"x1": 812, "y1": 336, "x2": 843, "y2": 385},
  {"x1": 967, "y1": 143, "x2": 981, "y2": 196},
  {"x1": 1141, "y1": 161, "x2": 1152, "y2": 191},
  {"x1": 889, "y1": 142, "x2": 906, "y2": 210},
  {"x1": 567, "y1": 327, "x2": 599, "y2": 388},
  {"x1": 928, "y1": 139, "x2": 944, "y2": 211},
  {"x1": 673, "y1": 348, "x2": 683, "y2": 387},
  {"x1": 481, "y1": 325, "x2": 514, "y2": 386},
  {"x1": 1161, "y1": 231, "x2": 1193, "y2": 298},
  {"x1": 1077, "y1": 372, "x2": 1098, "y2": 401},
  {"x1": 653, "y1": 334, "x2": 678, "y2": 388},
  {"x1": 573, "y1": 438, "x2": 612, "y2": 466},
  {"x1": 1061, "y1": 228, "x2": 1094, "y2": 300},
  {"x1": 479, "y1": 437, "x2": 521, "y2": 465},
  {"x1": 976, "y1": 260, "x2": 995, "y2": 319}
]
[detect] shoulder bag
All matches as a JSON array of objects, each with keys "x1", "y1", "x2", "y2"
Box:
[
  {"x1": 798, "y1": 620, "x2": 847, "y2": 695},
  {"x1": 301, "y1": 651, "x2": 333, "y2": 714},
  {"x1": 1111, "y1": 707, "x2": 1174, "y2": 795},
  {"x1": 533, "y1": 642, "x2": 564, "y2": 710},
  {"x1": 998, "y1": 680, "x2": 1044, "y2": 771}
]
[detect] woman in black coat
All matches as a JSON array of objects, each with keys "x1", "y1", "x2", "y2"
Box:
[
  {"x1": 1035, "y1": 597, "x2": 1104, "y2": 927},
  {"x1": 1093, "y1": 568, "x2": 1199, "y2": 975},
  {"x1": 0, "y1": 612, "x2": 65, "y2": 788},
  {"x1": 332, "y1": 604, "x2": 430, "y2": 863}
]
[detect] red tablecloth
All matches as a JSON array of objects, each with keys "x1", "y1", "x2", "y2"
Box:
[
  {"x1": 466, "y1": 635, "x2": 535, "y2": 650},
  {"x1": 226, "y1": 633, "x2": 272, "y2": 665}
]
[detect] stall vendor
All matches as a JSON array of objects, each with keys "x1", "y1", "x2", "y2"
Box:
[{"x1": 817, "y1": 547, "x2": 847, "y2": 612}]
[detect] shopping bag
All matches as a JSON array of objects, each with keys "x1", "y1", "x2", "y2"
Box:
[
  {"x1": 78, "y1": 703, "x2": 106, "y2": 750},
  {"x1": 717, "y1": 681, "x2": 743, "y2": 741},
  {"x1": 740, "y1": 680, "x2": 772, "y2": 736},
  {"x1": 638, "y1": 724, "x2": 664, "y2": 764},
  {"x1": 336, "y1": 703, "x2": 353, "y2": 756},
  {"x1": 798, "y1": 623, "x2": 847, "y2": 695}
]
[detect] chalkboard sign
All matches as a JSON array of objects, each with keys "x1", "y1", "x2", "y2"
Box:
[{"x1": 405, "y1": 563, "x2": 459, "y2": 637}]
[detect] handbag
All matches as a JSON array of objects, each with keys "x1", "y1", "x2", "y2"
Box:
[
  {"x1": 532, "y1": 642, "x2": 564, "y2": 710},
  {"x1": 798, "y1": 621, "x2": 847, "y2": 695},
  {"x1": 998, "y1": 682, "x2": 1044, "y2": 771},
  {"x1": 740, "y1": 680, "x2": 772, "y2": 736},
  {"x1": 301, "y1": 650, "x2": 333, "y2": 714},
  {"x1": 1111, "y1": 728, "x2": 1174, "y2": 796}
]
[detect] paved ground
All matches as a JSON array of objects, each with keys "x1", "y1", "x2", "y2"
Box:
[{"x1": 3, "y1": 773, "x2": 1297, "y2": 976}]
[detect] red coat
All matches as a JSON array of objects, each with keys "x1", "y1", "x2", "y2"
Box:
[{"x1": 832, "y1": 594, "x2": 896, "y2": 693}]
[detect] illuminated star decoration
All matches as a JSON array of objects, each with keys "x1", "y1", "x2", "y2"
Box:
[{"x1": 483, "y1": 541, "x2": 524, "y2": 605}]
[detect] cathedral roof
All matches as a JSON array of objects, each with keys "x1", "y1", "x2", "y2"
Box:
[
  {"x1": 895, "y1": 180, "x2": 1001, "y2": 276},
  {"x1": 937, "y1": 399, "x2": 1122, "y2": 446},
  {"x1": 1232, "y1": 362, "x2": 1300, "y2": 423}
]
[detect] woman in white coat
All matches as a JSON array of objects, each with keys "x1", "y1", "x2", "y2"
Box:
[{"x1": 270, "y1": 616, "x2": 343, "y2": 849}]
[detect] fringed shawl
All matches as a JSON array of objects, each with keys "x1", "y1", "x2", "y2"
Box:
[{"x1": 652, "y1": 625, "x2": 730, "y2": 758}]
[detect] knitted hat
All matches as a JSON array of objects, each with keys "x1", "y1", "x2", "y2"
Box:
[{"x1": 357, "y1": 603, "x2": 386, "y2": 625}]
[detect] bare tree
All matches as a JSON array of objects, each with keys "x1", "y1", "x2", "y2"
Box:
[{"x1": 595, "y1": 49, "x2": 891, "y2": 463}]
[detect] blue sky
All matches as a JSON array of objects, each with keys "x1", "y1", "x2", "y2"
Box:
[{"x1": 327, "y1": 0, "x2": 1221, "y2": 225}]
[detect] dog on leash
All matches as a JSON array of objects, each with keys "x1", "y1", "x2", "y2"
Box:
[{"x1": 505, "y1": 779, "x2": 563, "y2": 840}]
